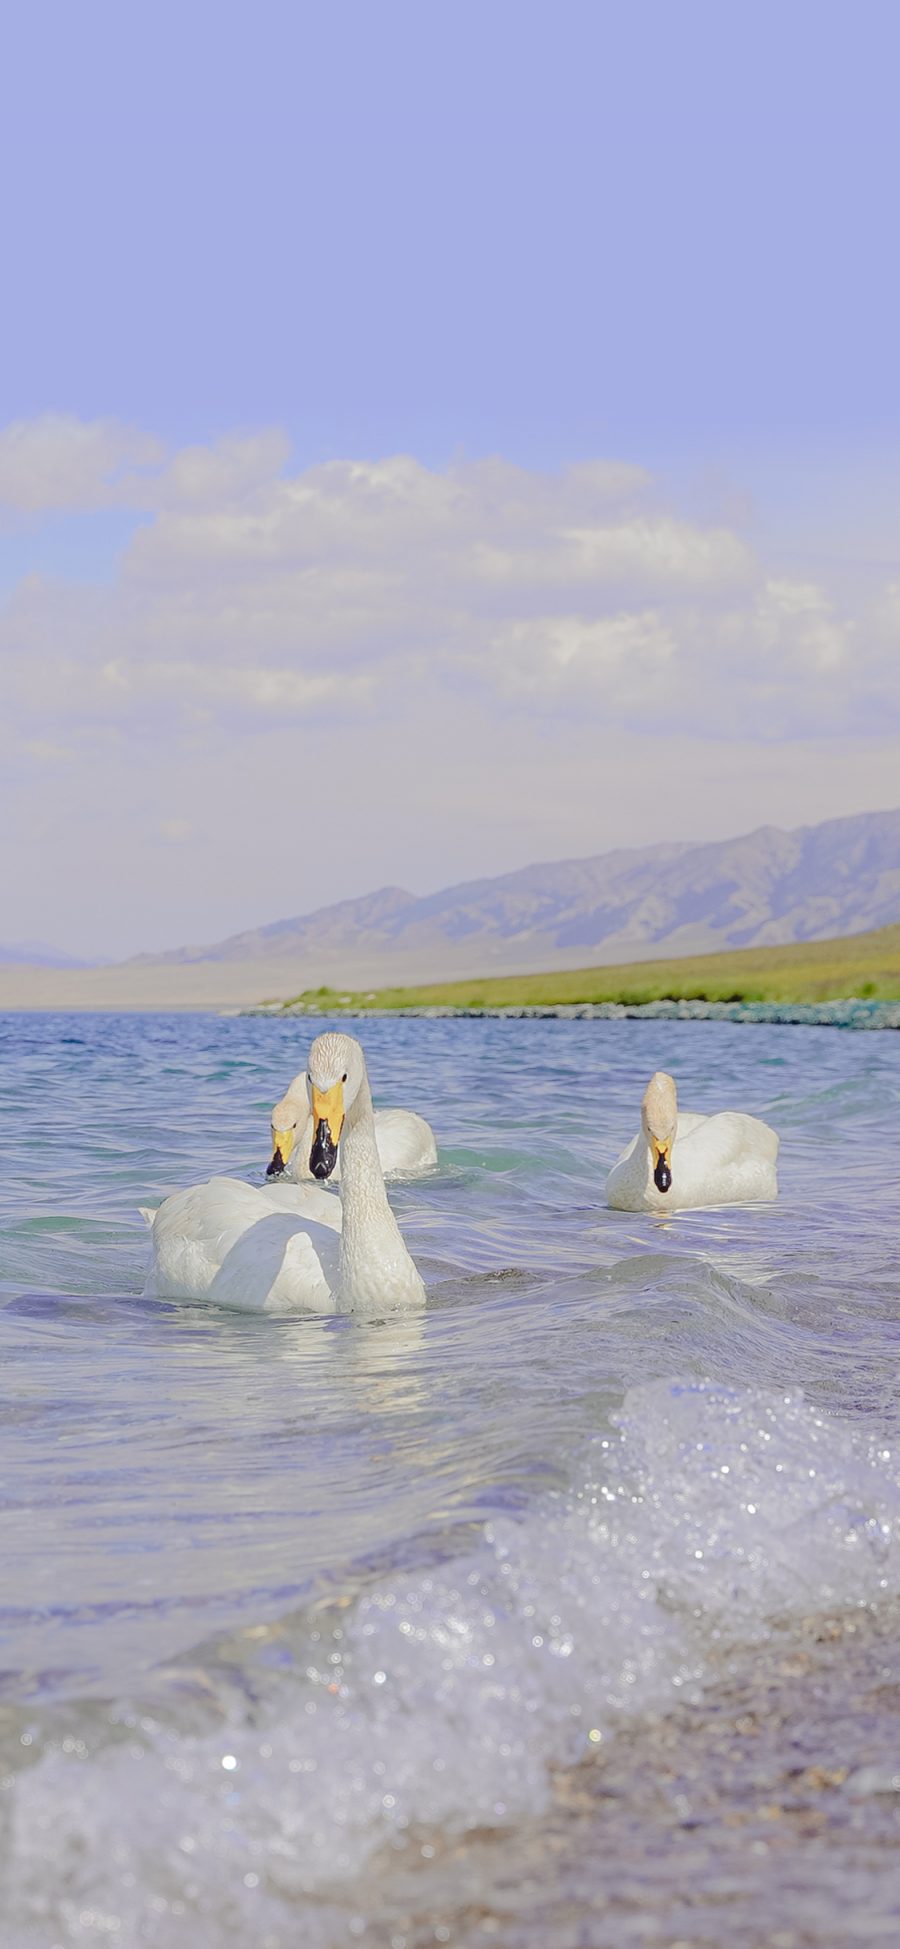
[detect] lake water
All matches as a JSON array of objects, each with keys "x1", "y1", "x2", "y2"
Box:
[{"x1": 1, "y1": 1009, "x2": 900, "y2": 1947}]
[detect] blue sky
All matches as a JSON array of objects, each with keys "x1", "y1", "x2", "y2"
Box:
[
  {"x1": 5, "y1": 0, "x2": 900, "y2": 462},
  {"x1": 2, "y1": 0, "x2": 899, "y2": 956}
]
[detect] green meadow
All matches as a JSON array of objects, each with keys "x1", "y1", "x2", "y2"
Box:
[{"x1": 272, "y1": 923, "x2": 900, "y2": 1014}]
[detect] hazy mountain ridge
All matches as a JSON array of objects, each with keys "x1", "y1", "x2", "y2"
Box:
[
  {"x1": 0, "y1": 941, "x2": 98, "y2": 969},
  {"x1": 129, "y1": 887, "x2": 416, "y2": 967},
  {"x1": 131, "y1": 808, "x2": 900, "y2": 971}
]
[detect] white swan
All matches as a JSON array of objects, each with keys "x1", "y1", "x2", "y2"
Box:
[
  {"x1": 606, "y1": 1070, "x2": 779, "y2": 1212},
  {"x1": 268, "y1": 1069, "x2": 437, "y2": 1180},
  {"x1": 142, "y1": 1033, "x2": 425, "y2": 1313}
]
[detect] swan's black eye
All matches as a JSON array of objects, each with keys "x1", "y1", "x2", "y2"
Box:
[{"x1": 342, "y1": 1072, "x2": 347, "y2": 1082}]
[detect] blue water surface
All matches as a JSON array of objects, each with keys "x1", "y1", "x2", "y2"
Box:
[{"x1": 1, "y1": 1010, "x2": 900, "y2": 1947}]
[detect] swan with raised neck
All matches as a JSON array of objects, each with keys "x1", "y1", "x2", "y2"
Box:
[
  {"x1": 307, "y1": 1030, "x2": 425, "y2": 1309},
  {"x1": 142, "y1": 1031, "x2": 424, "y2": 1313}
]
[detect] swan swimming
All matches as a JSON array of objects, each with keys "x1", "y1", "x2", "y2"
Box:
[
  {"x1": 268, "y1": 1069, "x2": 437, "y2": 1180},
  {"x1": 142, "y1": 1032, "x2": 425, "y2": 1313},
  {"x1": 606, "y1": 1070, "x2": 779, "y2": 1212}
]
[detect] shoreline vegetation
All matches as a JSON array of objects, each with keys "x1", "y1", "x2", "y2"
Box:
[{"x1": 248, "y1": 923, "x2": 900, "y2": 1024}]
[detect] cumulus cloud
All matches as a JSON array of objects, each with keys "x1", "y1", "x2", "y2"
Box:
[
  {"x1": 98, "y1": 655, "x2": 373, "y2": 724},
  {"x1": 0, "y1": 415, "x2": 290, "y2": 522},
  {"x1": 0, "y1": 417, "x2": 894, "y2": 757},
  {"x1": 755, "y1": 578, "x2": 848, "y2": 672},
  {"x1": 0, "y1": 415, "x2": 162, "y2": 517},
  {"x1": 477, "y1": 516, "x2": 753, "y2": 595},
  {"x1": 150, "y1": 429, "x2": 292, "y2": 510},
  {"x1": 484, "y1": 610, "x2": 676, "y2": 701}
]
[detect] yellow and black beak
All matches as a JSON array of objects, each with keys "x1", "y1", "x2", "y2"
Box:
[
  {"x1": 267, "y1": 1127, "x2": 295, "y2": 1178},
  {"x1": 651, "y1": 1140, "x2": 673, "y2": 1194},
  {"x1": 309, "y1": 1081, "x2": 345, "y2": 1180}
]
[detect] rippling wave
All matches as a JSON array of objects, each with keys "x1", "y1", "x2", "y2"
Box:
[{"x1": 1, "y1": 1009, "x2": 899, "y2": 1944}]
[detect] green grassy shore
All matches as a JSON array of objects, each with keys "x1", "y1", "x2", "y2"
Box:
[{"x1": 271, "y1": 923, "x2": 900, "y2": 1014}]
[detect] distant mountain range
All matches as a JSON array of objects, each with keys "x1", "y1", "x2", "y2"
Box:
[
  {"x1": 132, "y1": 806, "x2": 900, "y2": 973},
  {"x1": 0, "y1": 941, "x2": 96, "y2": 969},
  {"x1": 3, "y1": 808, "x2": 898, "y2": 1008}
]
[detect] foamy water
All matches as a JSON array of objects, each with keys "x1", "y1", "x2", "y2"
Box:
[{"x1": 1, "y1": 1010, "x2": 899, "y2": 1945}]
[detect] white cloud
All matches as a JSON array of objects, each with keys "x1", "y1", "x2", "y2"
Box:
[
  {"x1": 755, "y1": 578, "x2": 848, "y2": 671},
  {"x1": 0, "y1": 415, "x2": 162, "y2": 517},
  {"x1": 0, "y1": 416, "x2": 894, "y2": 768},
  {"x1": 561, "y1": 517, "x2": 752, "y2": 590},
  {"x1": 471, "y1": 521, "x2": 752, "y2": 597},
  {"x1": 485, "y1": 610, "x2": 675, "y2": 698},
  {"x1": 149, "y1": 430, "x2": 293, "y2": 510},
  {"x1": 0, "y1": 417, "x2": 293, "y2": 523},
  {"x1": 122, "y1": 658, "x2": 373, "y2": 721}
]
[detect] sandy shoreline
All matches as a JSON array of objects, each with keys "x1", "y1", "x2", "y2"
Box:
[
  {"x1": 0, "y1": 947, "x2": 601, "y2": 1013},
  {"x1": 370, "y1": 1601, "x2": 900, "y2": 1949},
  {"x1": 0, "y1": 956, "x2": 401, "y2": 1012}
]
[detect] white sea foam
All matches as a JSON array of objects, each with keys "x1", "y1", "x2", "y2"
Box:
[{"x1": 6, "y1": 1376, "x2": 900, "y2": 1946}]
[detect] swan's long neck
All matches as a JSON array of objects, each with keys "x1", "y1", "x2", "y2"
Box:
[{"x1": 337, "y1": 1073, "x2": 423, "y2": 1308}]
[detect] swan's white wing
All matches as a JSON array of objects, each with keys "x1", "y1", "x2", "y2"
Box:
[
  {"x1": 144, "y1": 1175, "x2": 342, "y2": 1309},
  {"x1": 208, "y1": 1210, "x2": 341, "y2": 1314},
  {"x1": 675, "y1": 1111, "x2": 779, "y2": 1204},
  {"x1": 733, "y1": 1110, "x2": 779, "y2": 1164},
  {"x1": 144, "y1": 1177, "x2": 259, "y2": 1299},
  {"x1": 680, "y1": 1110, "x2": 778, "y2": 1166}
]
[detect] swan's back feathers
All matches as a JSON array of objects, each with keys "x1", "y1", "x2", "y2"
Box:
[
  {"x1": 371, "y1": 1108, "x2": 438, "y2": 1175},
  {"x1": 681, "y1": 1109, "x2": 778, "y2": 1164},
  {"x1": 255, "y1": 1179, "x2": 341, "y2": 1228}
]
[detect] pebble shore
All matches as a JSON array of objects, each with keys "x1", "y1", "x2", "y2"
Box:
[{"x1": 246, "y1": 997, "x2": 900, "y2": 1029}]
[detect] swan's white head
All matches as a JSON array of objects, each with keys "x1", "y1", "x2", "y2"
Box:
[
  {"x1": 267, "y1": 1070, "x2": 308, "y2": 1177},
  {"x1": 306, "y1": 1032, "x2": 367, "y2": 1180},
  {"x1": 640, "y1": 1071, "x2": 677, "y2": 1193}
]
